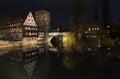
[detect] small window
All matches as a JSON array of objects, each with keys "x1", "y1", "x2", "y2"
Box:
[
  {"x1": 36, "y1": 28, "x2": 37, "y2": 30},
  {"x1": 29, "y1": 32, "x2": 31, "y2": 35}
]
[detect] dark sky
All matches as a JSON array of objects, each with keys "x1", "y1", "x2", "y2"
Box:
[
  {"x1": 0, "y1": 0, "x2": 120, "y2": 29},
  {"x1": 0, "y1": 0, "x2": 71, "y2": 29}
]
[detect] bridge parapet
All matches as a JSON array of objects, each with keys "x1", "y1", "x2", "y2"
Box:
[{"x1": 48, "y1": 32, "x2": 68, "y2": 36}]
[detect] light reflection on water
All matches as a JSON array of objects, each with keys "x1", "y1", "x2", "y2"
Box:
[{"x1": 0, "y1": 42, "x2": 120, "y2": 79}]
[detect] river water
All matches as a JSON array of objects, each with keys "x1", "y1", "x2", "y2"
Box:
[{"x1": 0, "y1": 43, "x2": 120, "y2": 79}]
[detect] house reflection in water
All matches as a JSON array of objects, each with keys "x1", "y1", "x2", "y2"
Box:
[{"x1": 0, "y1": 44, "x2": 47, "y2": 78}]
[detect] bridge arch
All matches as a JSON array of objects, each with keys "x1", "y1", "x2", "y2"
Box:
[{"x1": 47, "y1": 32, "x2": 68, "y2": 47}]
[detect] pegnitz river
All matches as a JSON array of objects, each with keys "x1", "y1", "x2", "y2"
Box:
[{"x1": 0, "y1": 42, "x2": 120, "y2": 79}]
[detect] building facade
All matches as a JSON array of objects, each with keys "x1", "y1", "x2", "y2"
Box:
[
  {"x1": 0, "y1": 11, "x2": 39, "y2": 47},
  {"x1": 22, "y1": 12, "x2": 38, "y2": 46}
]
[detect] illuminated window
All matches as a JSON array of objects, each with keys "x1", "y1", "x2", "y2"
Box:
[
  {"x1": 107, "y1": 47, "x2": 110, "y2": 50},
  {"x1": 28, "y1": 27, "x2": 31, "y2": 30},
  {"x1": 88, "y1": 27, "x2": 91, "y2": 31},
  {"x1": 19, "y1": 29, "x2": 22, "y2": 32},
  {"x1": 97, "y1": 28, "x2": 99, "y2": 30},
  {"x1": 29, "y1": 32, "x2": 31, "y2": 35},
  {"x1": 107, "y1": 25, "x2": 110, "y2": 28},
  {"x1": 98, "y1": 45, "x2": 101, "y2": 47},
  {"x1": 88, "y1": 48, "x2": 91, "y2": 51},
  {"x1": 95, "y1": 28, "x2": 96, "y2": 30},
  {"x1": 35, "y1": 33, "x2": 37, "y2": 35},
  {"x1": 86, "y1": 36, "x2": 89, "y2": 38},
  {"x1": 94, "y1": 36, "x2": 97, "y2": 38},
  {"x1": 32, "y1": 52, "x2": 34, "y2": 55},
  {"x1": 25, "y1": 27, "x2": 28, "y2": 30},
  {"x1": 44, "y1": 17, "x2": 47, "y2": 21},
  {"x1": 85, "y1": 31, "x2": 88, "y2": 34}
]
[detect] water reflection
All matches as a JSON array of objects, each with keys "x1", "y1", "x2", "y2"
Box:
[
  {"x1": 0, "y1": 46, "x2": 38, "y2": 78},
  {"x1": 0, "y1": 42, "x2": 120, "y2": 79}
]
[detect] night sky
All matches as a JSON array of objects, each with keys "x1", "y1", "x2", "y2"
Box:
[{"x1": 0, "y1": 0, "x2": 120, "y2": 29}]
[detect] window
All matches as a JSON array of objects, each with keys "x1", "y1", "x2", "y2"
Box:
[
  {"x1": 35, "y1": 33, "x2": 37, "y2": 35},
  {"x1": 19, "y1": 29, "x2": 22, "y2": 32},
  {"x1": 29, "y1": 32, "x2": 31, "y2": 35},
  {"x1": 92, "y1": 28, "x2": 94, "y2": 30},
  {"x1": 26, "y1": 33, "x2": 28, "y2": 35},
  {"x1": 44, "y1": 17, "x2": 47, "y2": 21},
  {"x1": 28, "y1": 27, "x2": 31, "y2": 30},
  {"x1": 36, "y1": 28, "x2": 37, "y2": 30},
  {"x1": 97, "y1": 28, "x2": 99, "y2": 30},
  {"x1": 25, "y1": 27, "x2": 28, "y2": 30}
]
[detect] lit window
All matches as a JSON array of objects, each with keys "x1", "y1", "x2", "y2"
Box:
[
  {"x1": 88, "y1": 48, "x2": 91, "y2": 51},
  {"x1": 95, "y1": 28, "x2": 96, "y2": 30},
  {"x1": 97, "y1": 28, "x2": 99, "y2": 30},
  {"x1": 44, "y1": 17, "x2": 47, "y2": 21},
  {"x1": 86, "y1": 36, "x2": 89, "y2": 38},
  {"x1": 88, "y1": 27, "x2": 91, "y2": 31},
  {"x1": 107, "y1": 47, "x2": 110, "y2": 50},
  {"x1": 85, "y1": 31, "x2": 88, "y2": 34},
  {"x1": 94, "y1": 36, "x2": 96, "y2": 38},
  {"x1": 107, "y1": 25, "x2": 110, "y2": 28},
  {"x1": 25, "y1": 27, "x2": 28, "y2": 30},
  {"x1": 28, "y1": 27, "x2": 31, "y2": 30},
  {"x1": 29, "y1": 32, "x2": 31, "y2": 35},
  {"x1": 98, "y1": 45, "x2": 101, "y2": 47},
  {"x1": 19, "y1": 29, "x2": 22, "y2": 32}
]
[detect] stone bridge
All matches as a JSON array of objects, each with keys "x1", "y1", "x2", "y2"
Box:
[{"x1": 48, "y1": 32, "x2": 68, "y2": 47}]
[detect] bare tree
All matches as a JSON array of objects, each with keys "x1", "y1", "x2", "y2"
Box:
[{"x1": 70, "y1": 0, "x2": 88, "y2": 32}]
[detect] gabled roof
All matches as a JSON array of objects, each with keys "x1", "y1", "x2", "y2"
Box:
[{"x1": 23, "y1": 11, "x2": 37, "y2": 26}]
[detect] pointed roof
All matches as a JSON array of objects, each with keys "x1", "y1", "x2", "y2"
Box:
[
  {"x1": 0, "y1": 11, "x2": 37, "y2": 26},
  {"x1": 23, "y1": 11, "x2": 37, "y2": 26}
]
